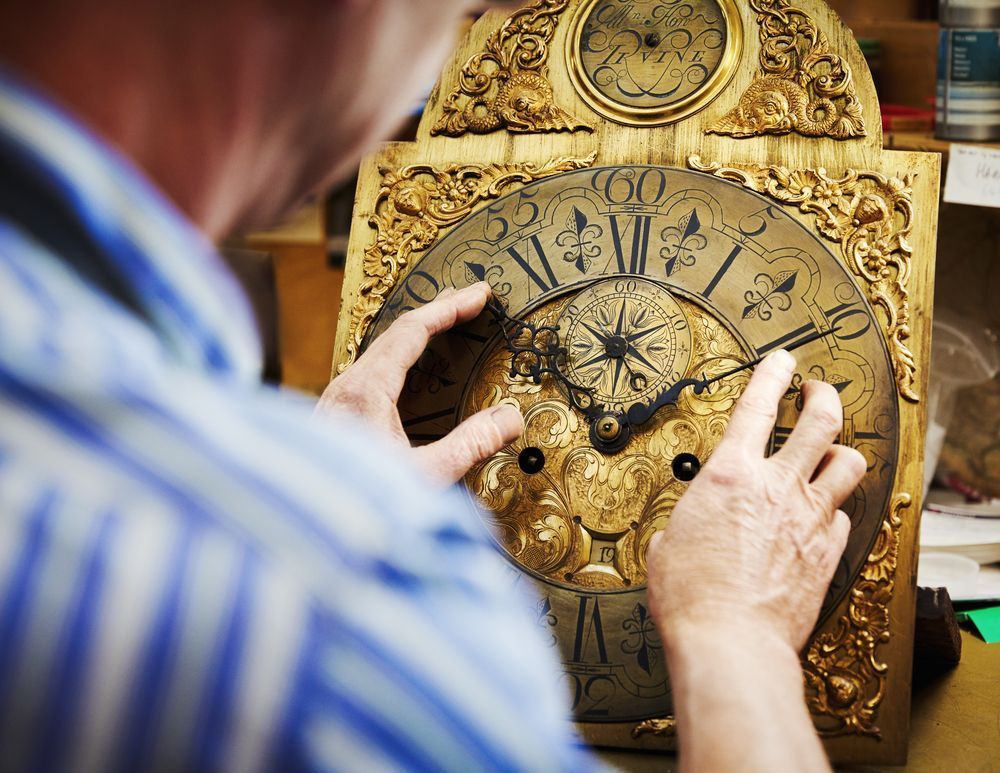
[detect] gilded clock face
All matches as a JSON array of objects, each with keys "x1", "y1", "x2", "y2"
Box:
[
  {"x1": 365, "y1": 166, "x2": 899, "y2": 722},
  {"x1": 567, "y1": 0, "x2": 742, "y2": 125}
]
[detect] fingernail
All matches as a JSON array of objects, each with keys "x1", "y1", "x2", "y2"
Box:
[
  {"x1": 770, "y1": 349, "x2": 795, "y2": 373},
  {"x1": 489, "y1": 403, "x2": 524, "y2": 439}
]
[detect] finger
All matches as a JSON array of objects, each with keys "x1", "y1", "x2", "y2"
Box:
[
  {"x1": 773, "y1": 380, "x2": 844, "y2": 476},
  {"x1": 830, "y1": 509, "x2": 851, "y2": 552},
  {"x1": 361, "y1": 282, "x2": 493, "y2": 397},
  {"x1": 719, "y1": 350, "x2": 796, "y2": 455},
  {"x1": 818, "y1": 509, "x2": 851, "y2": 579},
  {"x1": 811, "y1": 445, "x2": 867, "y2": 511},
  {"x1": 414, "y1": 402, "x2": 523, "y2": 484}
]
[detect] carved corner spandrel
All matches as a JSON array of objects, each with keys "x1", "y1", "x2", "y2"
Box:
[
  {"x1": 804, "y1": 493, "x2": 910, "y2": 737},
  {"x1": 431, "y1": 0, "x2": 591, "y2": 137},
  {"x1": 708, "y1": 0, "x2": 865, "y2": 140}
]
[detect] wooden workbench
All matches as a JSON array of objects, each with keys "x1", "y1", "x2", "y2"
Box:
[{"x1": 597, "y1": 630, "x2": 1000, "y2": 771}]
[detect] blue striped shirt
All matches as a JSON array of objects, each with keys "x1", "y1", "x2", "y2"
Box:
[{"x1": 0, "y1": 71, "x2": 596, "y2": 772}]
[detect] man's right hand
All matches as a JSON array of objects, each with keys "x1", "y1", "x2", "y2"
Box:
[
  {"x1": 646, "y1": 349, "x2": 867, "y2": 653},
  {"x1": 645, "y1": 350, "x2": 866, "y2": 773}
]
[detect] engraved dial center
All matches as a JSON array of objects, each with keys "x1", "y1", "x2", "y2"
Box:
[
  {"x1": 461, "y1": 287, "x2": 749, "y2": 593},
  {"x1": 605, "y1": 335, "x2": 627, "y2": 358},
  {"x1": 559, "y1": 277, "x2": 693, "y2": 412}
]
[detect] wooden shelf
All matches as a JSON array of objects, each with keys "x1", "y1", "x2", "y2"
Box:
[{"x1": 887, "y1": 131, "x2": 1000, "y2": 157}]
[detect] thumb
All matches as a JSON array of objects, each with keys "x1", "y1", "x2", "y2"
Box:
[{"x1": 414, "y1": 403, "x2": 523, "y2": 484}]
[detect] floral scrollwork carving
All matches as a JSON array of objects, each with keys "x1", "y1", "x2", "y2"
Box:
[
  {"x1": 432, "y1": 0, "x2": 591, "y2": 136},
  {"x1": 339, "y1": 154, "x2": 597, "y2": 372},
  {"x1": 708, "y1": 0, "x2": 865, "y2": 140},
  {"x1": 803, "y1": 493, "x2": 910, "y2": 737},
  {"x1": 688, "y1": 156, "x2": 919, "y2": 402}
]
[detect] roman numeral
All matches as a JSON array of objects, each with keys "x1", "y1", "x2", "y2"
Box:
[
  {"x1": 448, "y1": 327, "x2": 489, "y2": 352},
  {"x1": 450, "y1": 329, "x2": 487, "y2": 344},
  {"x1": 600, "y1": 45, "x2": 629, "y2": 65},
  {"x1": 757, "y1": 297, "x2": 874, "y2": 355},
  {"x1": 571, "y1": 595, "x2": 609, "y2": 664},
  {"x1": 703, "y1": 244, "x2": 743, "y2": 297},
  {"x1": 609, "y1": 214, "x2": 652, "y2": 274},
  {"x1": 507, "y1": 235, "x2": 558, "y2": 294}
]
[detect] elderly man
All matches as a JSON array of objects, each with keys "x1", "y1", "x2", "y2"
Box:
[{"x1": 0, "y1": 1, "x2": 865, "y2": 771}]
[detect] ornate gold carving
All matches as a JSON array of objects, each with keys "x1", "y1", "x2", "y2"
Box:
[
  {"x1": 688, "y1": 156, "x2": 919, "y2": 402},
  {"x1": 340, "y1": 154, "x2": 596, "y2": 372},
  {"x1": 463, "y1": 295, "x2": 749, "y2": 590},
  {"x1": 804, "y1": 493, "x2": 910, "y2": 737},
  {"x1": 432, "y1": 0, "x2": 591, "y2": 136},
  {"x1": 632, "y1": 716, "x2": 677, "y2": 739},
  {"x1": 708, "y1": 0, "x2": 865, "y2": 139}
]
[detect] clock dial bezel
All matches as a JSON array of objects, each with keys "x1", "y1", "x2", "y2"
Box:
[{"x1": 566, "y1": 0, "x2": 744, "y2": 126}]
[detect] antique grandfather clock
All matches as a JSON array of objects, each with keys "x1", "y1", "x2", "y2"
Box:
[{"x1": 332, "y1": 0, "x2": 939, "y2": 764}]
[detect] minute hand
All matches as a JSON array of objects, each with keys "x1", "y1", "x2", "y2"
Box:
[{"x1": 626, "y1": 326, "x2": 840, "y2": 427}]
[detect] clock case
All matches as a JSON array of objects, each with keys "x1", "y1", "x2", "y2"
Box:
[{"x1": 331, "y1": 0, "x2": 939, "y2": 764}]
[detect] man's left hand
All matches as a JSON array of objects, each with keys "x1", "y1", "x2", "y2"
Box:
[{"x1": 317, "y1": 282, "x2": 523, "y2": 484}]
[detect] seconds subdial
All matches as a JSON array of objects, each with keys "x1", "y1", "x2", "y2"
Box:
[{"x1": 558, "y1": 277, "x2": 693, "y2": 413}]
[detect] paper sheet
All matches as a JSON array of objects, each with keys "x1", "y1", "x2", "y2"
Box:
[{"x1": 943, "y1": 144, "x2": 1000, "y2": 209}]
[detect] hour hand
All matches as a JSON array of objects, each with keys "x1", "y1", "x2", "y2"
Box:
[
  {"x1": 484, "y1": 297, "x2": 600, "y2": 419},
  {"x1": 626, "y1": 377, "x2": 704, "y2": 426}
]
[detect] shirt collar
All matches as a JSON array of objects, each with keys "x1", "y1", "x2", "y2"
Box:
[{"x1": 0, "y1": 69, "x2": 262, "y2": 384}]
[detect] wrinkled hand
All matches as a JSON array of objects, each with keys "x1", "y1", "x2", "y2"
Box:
[
  {"x1": 317, "y1": 283, "x2": 523, "y2": 484},
  {"x1": 646, "y1": 350, "x2": 867, "y2": 652}
]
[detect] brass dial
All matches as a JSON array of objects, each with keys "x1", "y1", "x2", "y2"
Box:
[
  {"x1": 362, "y1": 165, "x2": 900, "y2": 723},
  {"x1": 567, "y1": 0, "x2": 742, "y2": 125}
]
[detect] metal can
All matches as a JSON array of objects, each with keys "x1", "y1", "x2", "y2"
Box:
[{"x1": 936, "y1": 0, "x2": 1000, "y2": 141}]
